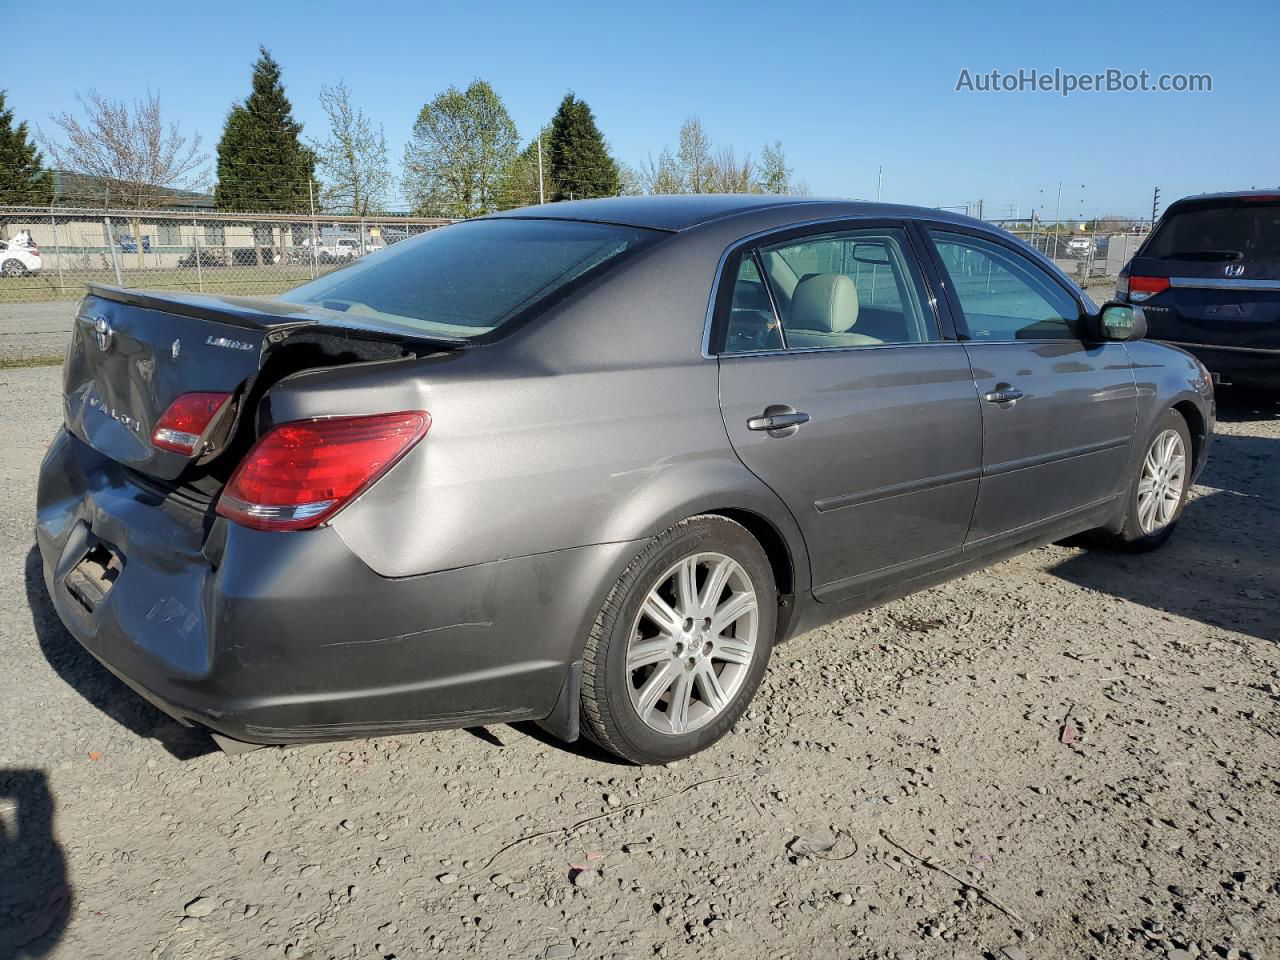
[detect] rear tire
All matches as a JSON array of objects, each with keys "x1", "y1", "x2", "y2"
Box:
[
  {"x1": 1, "y1": 259, "x2": 28, "y2": 277},
  {"x1": 580, "y1": 515, "x2": 776, "y2": 764},
  {"x1": 1100, "y1": 408, "x2": 1193, "y2": 552}
]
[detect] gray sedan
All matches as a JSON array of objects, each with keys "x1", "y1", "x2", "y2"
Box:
[{"x1": 37, "y1": 196, "x2": 1215, "y2": 764}]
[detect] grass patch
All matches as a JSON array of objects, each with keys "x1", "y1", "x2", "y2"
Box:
[{"x1": 0, "y1": 353, "x2": 64, "y2": 369}]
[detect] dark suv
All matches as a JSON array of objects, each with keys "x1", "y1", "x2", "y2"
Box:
[{"x1": 1117, "y1": 191, "x2": 1280, "y2": 388}]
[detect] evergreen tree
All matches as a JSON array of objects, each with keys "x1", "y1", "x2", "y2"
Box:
[
  {"x1": 0, "y1": 91, "x2": 53, "y2": 205},
  {"x1": 215, "y1": 47, "x2": 316, "y2": 211},
  {"x1": 547, "y1": 94, "x2": 619, "y2": 201}
]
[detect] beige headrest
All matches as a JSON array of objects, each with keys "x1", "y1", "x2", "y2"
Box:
[{"x1": 789, "y1": 273, "x2": 860, "y2": 333}]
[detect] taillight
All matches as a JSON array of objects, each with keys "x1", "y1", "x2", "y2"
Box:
[
  {"x1": 1127, "y1": 275, "x2": 1170, "y2": 302},
  {"x1": 216, "y1": 411, "x2": 430, "y2": 531},
  {"x1": 152, "y1": 392, "x2": 232, "y2": 454}
]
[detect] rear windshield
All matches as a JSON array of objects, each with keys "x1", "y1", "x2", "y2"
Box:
[
  {"x1": 1145, "y1": 202, "x2": 1280, "y2": 262},
  {"x1": 280, "y1": 218, "x2": 662, "y2": 340}
]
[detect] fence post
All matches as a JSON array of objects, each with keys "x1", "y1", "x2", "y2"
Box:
[
  {"x1": 309, "y1": 215, "x2": 318, "y2": 280},
  {"x1": 360, "y1": 217, "x2": 367, "y2": 256},
  {"x1": 104, "y1": 216, "x2": 124, "y2": 286},
  {"x1": 50, "y1": 212, "x2": 65, "y2": 297},
  {"x1": 192, "y1": 218, "x2": 204, "y2": 293}
]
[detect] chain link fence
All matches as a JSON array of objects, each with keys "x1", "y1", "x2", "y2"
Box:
[
  {"x1": 936, "y1": 207, "x2": 1153, "y2": 300},
  {"x1": 0, "y1": 207, "x2": 455, "y2": 305}
]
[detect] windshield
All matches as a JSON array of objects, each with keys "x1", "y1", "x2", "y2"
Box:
[
  {"x1": 280, "y1": 218, "x2": 663, "y2": 339},
  {"x1": 1146, "y1": 202, "x2": 1280, "y2": 262}
]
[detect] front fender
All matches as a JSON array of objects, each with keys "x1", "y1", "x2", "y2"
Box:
[
  {"x1": 1126, "y1": 340, "x2": 1215, "y2": 470},
  {"x1": 1098, "y1": 340, "x2": 1215, "y2": 534}
]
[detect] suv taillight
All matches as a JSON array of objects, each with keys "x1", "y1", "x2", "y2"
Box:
[
  {"x1": 1126, "y1": 275, "x2": 1170, "y2": 302},
  {"x1": 216, "y1": 411, "x2": 430, "y2": 531},
  {"x1": 152, "y1": 392, "x2": 232, "y2": 454}
]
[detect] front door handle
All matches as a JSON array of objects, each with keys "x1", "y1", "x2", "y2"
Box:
[
  {"x1": 747, "y1": 411, "x2": 810, "y2": 431},
  {"x1": 983, "y1": 387, "x2": 1024, "y2": 404}
]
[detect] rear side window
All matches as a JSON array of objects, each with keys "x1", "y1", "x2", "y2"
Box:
[
  {"x1": 723, "y1": 254, "x2": 784, "y2": 352},
  {"x1": 930, "y1": 231, "x2": 1080, "y2": 341},
  {"x1": 1145, "y1": 202, "x2": 1280, "y2": 262},
  {"x1": 281, "y1": 218, "x2": 662, "y2": 340},
  {"x1": 721, "y1": 226, "x2": 937, "y2": 353}
]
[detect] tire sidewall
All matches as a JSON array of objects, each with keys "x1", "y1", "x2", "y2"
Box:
[
  {"x1": 596, "y1": 519, "x2": 776, "y2": 764},
  {"x1": 1124, "y1": 409, "x2": 1193, "y2": 547}
]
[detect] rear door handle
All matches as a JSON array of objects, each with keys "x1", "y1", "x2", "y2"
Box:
[
  {"x1": 983, "y1": 388, "x2": 1024, "y2": 404},
  {"x1": 747, "y1": 411, "x2": 810, "y2": 431}
]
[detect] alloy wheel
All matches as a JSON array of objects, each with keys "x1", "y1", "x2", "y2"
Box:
[
  {"x1": 1137, "y1": 428, "x2": 1187, "y2": 534},
  {"x1": 625, "y1": 552, "x2": 759, "y2": 735}
]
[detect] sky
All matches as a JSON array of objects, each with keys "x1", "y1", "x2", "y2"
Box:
[{"x1": 5, "y1": 0, "x2": 1277, "y2": 220}]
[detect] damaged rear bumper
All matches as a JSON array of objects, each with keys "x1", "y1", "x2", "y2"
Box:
[{"x1": 36, "y1": 427, "x2": 631, "y2": 746}]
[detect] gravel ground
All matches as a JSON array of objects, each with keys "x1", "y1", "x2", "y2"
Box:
[
  {"x1": 0, "y1": 303, "x2": 79, "y2": 363},
  {"x1": 1, "y1": 365, "x2": 1277, "y2": 960}
]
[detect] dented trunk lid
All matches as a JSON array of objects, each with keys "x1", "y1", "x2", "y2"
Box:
[{"x1": 63, "y1": 285, "x2": 459, "y2": 481}]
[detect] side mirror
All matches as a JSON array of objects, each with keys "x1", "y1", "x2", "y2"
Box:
[{"x1": 1094, "y1": 301, "x2": 1147, "y2": 341}]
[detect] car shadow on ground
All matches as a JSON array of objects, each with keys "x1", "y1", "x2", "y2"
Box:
[
  {"x1": 1051, "y1": 430, "x2": 1278, "y2": 645},
  {"x1": 23, "y1": 546, "x2": 216, "y2": 760},
  {"x1": 0, "y1": 769, "x2": 68, "y2": 960},
  {"x1": 1215, "y1": 384, "x2": 1280, "y2": 424}
]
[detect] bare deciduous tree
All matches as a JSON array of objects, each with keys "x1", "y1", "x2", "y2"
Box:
[
  {"x1": 709, "y1": 146, "x2": 755, "y2": 193},
  {"x1": 42, "y1": 89, "x2": 208, "y2": 264},
  {"x1": 677, "y1": 118, "x2": 713, "y2": 194},
  {"x1": 638, "y1": 147, "x2": 683, "y2": 194},
  {"x1": 313, "y1": 81, "x2": 389, "y2": 216},
  {"x1": 636, "y1": 122, "x2": 805, "y2": 196}
]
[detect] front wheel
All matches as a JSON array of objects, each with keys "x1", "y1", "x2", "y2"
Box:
[
  {"x1": 1104, "y1": 408, "x2": 1193, "y2": 551},
  {"x1": 580, "y1": 515, "x2": 776, "y2": 764}
]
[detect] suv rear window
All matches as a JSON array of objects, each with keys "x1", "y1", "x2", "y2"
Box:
[
  {"x1": 281, "y1": 218, "x2": 662, "y2": 340},
  {"x1": 1145, "y1": 202, "x2": 1280, "y2": 262}
]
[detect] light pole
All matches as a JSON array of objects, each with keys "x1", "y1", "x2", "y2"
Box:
[{"x1": 1052, "y1": 181, "x2": 1063, "y2": 259}]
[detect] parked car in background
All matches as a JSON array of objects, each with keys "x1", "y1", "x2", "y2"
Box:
[
  {"x1": 177, "y1": 248, "x2": 229, "y2": 269},
  {"x1": 1117, "y1": 190, "x2": 1280, "y2": 388},
  {"x1": 37, "y1": 196, "x2": 1214, "y2": 764},
  {"x1": 115, "y1": 234, "x2": 152, "y2": 254},
  {"x1": 229, "y1": 246, "x2": 277, "y2": 266},
  {"x1": 0, "y1": 236, "x2": 42, "y2": 276}
]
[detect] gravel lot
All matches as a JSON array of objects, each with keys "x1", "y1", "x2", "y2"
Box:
[
  {"x1": 0, "y1": 303, "x2": 79, "y2": 363},
  {"x1": 1, "y1": 365, "x2": 1277, "y2": 960}
]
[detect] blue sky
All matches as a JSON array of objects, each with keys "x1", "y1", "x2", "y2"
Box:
[{"x1": 6, "y1": 0, "x2": 1276, "y2": 218}]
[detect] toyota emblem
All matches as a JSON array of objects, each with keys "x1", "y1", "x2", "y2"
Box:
[{"x1": 89, "y1": 315, "x2": 112, "y2": 351}]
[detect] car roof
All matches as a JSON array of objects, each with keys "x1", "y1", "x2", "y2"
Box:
[
  {"x1": 484, "y1": 194, "x2": 987, "y2": 233},
  {"x1": 1166, "y1": 189, "x2": 1280, "y2": 210}
]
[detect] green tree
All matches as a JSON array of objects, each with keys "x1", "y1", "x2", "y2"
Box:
[
  {"x1": 0, "y1": 91, "x2": 53, "y2": 205},
  {"x1": 215, "y1": 46, "x2": 316, "y2": 212},
  {"x1": 496, "y1": 126, "x2": 554, "y2": 210},
  {"x1": 756, "y1": 140, "x2": 793, "y2": 194},
  {"x1": 403, "y1": 79, "x2": 518, "y2": 218},
  {"x1": 547, "y1": 93, "x2": 619, "y2": 201}
]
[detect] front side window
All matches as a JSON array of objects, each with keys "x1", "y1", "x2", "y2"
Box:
[
  {"x1": 930, "y1": 230, "x2": 1080, "y2": 341},
  {"x1": 721, "y1": 226, "x2": 937, "y2": 353},
  {"x1": 281, "y1": 218, "x2": 662, "y2": 341}
]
